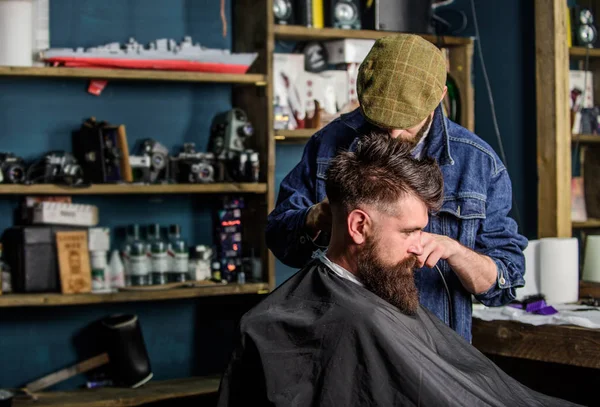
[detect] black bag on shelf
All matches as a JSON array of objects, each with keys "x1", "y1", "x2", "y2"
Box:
[{"x1": 2, "y1": 225, "x2": 84, "y2": 293}]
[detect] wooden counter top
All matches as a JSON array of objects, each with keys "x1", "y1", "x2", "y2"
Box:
[{"x1": 472, "y1": 318, "x2": 600, "y2": 369}]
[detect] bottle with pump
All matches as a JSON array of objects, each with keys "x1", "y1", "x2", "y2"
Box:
[
  {"x1": 167, "y1": 224, "x2": 189, "y2": 282},
  {"x1": 127, "y1": 224, "x2": 150, "y2": 286},
  {"x1": 148, "y1": 224, "x2": 168, "y2": 285}
]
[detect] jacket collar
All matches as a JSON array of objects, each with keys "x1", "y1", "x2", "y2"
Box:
[{"x1": 340, "y1": 104, "x2": 454, "y2": 166}]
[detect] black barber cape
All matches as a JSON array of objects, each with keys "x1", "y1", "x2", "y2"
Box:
[{"x1": 216, "y1": 260, "x2": 580, "y2": 407}]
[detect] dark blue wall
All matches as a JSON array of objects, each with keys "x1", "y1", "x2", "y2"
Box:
[
  {"x1": 455, "y1": 0, "x2": 537, "y2": 241},
  {"x1": 274, "y1": 0, "x2": 537, "y2": 285},
  {"x1": 0, "y1": 0, "x2": 258, "y2": 390}
]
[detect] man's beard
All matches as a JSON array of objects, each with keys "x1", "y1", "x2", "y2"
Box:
[
  {"x1": 400, "y1": 115, "x2": 433, "y2": 150},
  {"x1": 357, "y1": 237, "x2": 420, "y2": 315}
]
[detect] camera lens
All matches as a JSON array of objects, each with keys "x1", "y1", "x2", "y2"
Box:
[
  {"x1": 190, "y1": 163, "x2": 214, "y2": 183},
  {"x1": 64, "y1": 164, "x2": 84, "y2": 185},
  {"x1": 335, "y1": 2, "x2": 358, "y2": 24},
  {"x1": 151, "y1": 153, "x2": 166, "y2": 170},
  {"x1": 274, "y1": 0, "x2": 291, "y2": 20},
  {"x1": 580, "y1": 9, "x2": 594, "y2": 25},
  {"x1": 238, "y1": 123, "x2": 254, "y2": 138},
  {"x1": 6, "y1": 164, "x2": 25, "y2": 184}
]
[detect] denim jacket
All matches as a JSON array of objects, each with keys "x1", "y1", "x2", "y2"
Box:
[{"x1": 266, "y1": 105, "x2": 528, "y2": 342}]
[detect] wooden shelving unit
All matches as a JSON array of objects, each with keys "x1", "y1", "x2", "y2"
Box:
[
  {"x1": 0, "y1": 66, "x2": 267, "y2": 85},
  {"x1": 273, "y1": 24, "x2": 472, "y2": 46},
  {"x1": 13, "y1": 375, "x2": 221, "y2": 407},
  {"x1": 0, "y1": 183, "x2": 267, "y2": 195},
  {"x1": 537, "y1": 1, "x2": 600, "y2": 292},
  {"x1": 535, "y1": 0, "x2": 572, "y2": 237},
  {"x1": 0, "y1": 283, "x2": 269, "y2": 308}
]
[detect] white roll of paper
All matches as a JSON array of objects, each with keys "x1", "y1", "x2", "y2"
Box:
[
  {"x1": 539, "y1": 237, "x2": 579, "y2": 304},
  {"x1": 515, "y1": 239, "x2": 541, "y2": 301},
  {"x1": 583, "y1": 235, "x2": 600, "y2": 283},
  {"x1": 31, "y1": 0, "x2": 49, "y2": 66},
  {"x1": 0, "y1": 0, "x2": 33, "y2": 66}
]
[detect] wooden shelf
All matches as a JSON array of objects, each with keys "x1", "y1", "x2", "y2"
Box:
[
  {"x1": 573, "y1": 218, "x2": 600, "y2": 229},
  {"x1": 0, "y1": 283, "x2": 270, "y2": 307},
  {"x1": 0, "y1": 66, "x2": 267, "y2": 85},
  {"x1": 569, "y1": 46, "x2": 600, "y2": 58},
  {"x1": 13, "y1": 375, "x2": 220, "y2": 407},
  {"x1": 0, "y1": 183, "x2": 267, "y2": 195},
  {"x1": 274, "y1": 129, "x2": 317, "y2": 142},
  {"x1": 274, "y1": 25, "x2": 472, "y2": 46},
  {"x1": 572, "y1": 134, "x2": 600, "y2": 143}
]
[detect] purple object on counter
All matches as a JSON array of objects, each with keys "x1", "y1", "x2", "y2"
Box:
[{"x1": 525, "y1": 299, "x2": 558, "y2": 315}]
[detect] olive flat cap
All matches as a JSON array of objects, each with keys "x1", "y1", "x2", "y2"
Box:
[{"x1": 357, "y1": 34, "x2": 447, "y2": 130}]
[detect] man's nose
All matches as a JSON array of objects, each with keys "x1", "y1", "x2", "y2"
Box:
[
  {"x1": 407, "y1": 235, "x2": 423, "y2": 256},
  {"x1": 389, "y1": 129, "x2": 404, "y2": 139}
]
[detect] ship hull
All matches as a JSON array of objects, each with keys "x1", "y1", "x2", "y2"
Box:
[{"x1": 45, "y1": 57, "x2": 253, "y2": 74}]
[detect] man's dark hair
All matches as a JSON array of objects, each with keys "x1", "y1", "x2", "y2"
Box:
[{"x1": 325, "y1": 132, "x2": 444, "y2": 215}]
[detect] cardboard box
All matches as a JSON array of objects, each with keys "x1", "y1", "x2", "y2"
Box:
[
  {"x1": 324, "y1": 39, "x2": 375, "y2": 65},
  {"x1": 33, "y1": 202, "x2": 98, "y2": 227}
]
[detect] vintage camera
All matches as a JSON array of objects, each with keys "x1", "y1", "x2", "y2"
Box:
[
  {"x1": 130, "y1": 138, "x2": 169, "y2": 183},
  {"x1": 209, "y1": 109, "x2": 260, "y2": 182},
  {"x1": 0, "y1": 153, "x2": 26, "y2": 184},
  {"x1": 129, "y1": 155, "x2": 152, "y2": 184},
  {"x1": 72, "y1": 118, "x2": 129, "y2": 183},
  {"x1": 209, "y1": 108, "x2": 254, "y2": 160},
  {"x1": 170, "y1": 143, "x2": 221, "y2": 184},
  {"x1": 27, "y1": 151, "x2": 84, "y2": 185}
]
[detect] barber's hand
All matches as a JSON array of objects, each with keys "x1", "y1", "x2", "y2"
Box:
[
  {"x1": 305, "y1": 197, "x2": 332, "y2": 238},
  {"x1": 414, "y1": 232, "x2": 460, "y2": 269}
]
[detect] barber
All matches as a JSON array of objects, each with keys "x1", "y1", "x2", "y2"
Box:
[{"x1": 266, "y1": 34, "x2": 527, "y2": 342}]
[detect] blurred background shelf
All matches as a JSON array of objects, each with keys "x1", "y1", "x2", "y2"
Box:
[
  {"x1": 572, "y1": 134, "x2": 600, "y2": 143},
  {"x1": 572, "y1": 219, "x2": 600, "y2": 229},
  {"x1": 274, "y1": 129, "x2": 316, "y2": 142},
  {"x1": 273, "y1": 25, "x2": 472, "y2": 46},
  {"x1": 0, "y1": 283, "x2": 270, "y2": 308},
  {"x1": 0, "y1": 183, "x2": 268, "y2": 195},
  {"x1": 569, "y1": 46, "x2": 600, "y2": 58},
  {"x1": 0, "y1": 66, "x2": 267, "y2": 85},
  {"x1": 13, "y1": 375, "x2": 221, "y2": 407}
]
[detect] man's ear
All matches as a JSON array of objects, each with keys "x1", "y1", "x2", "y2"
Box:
[
  {"x1": 439, "y1": 85, "x2": 448, "y2": 103},
  {"x1": 347, "y1": 209, "x2": 370, "y2": 245}
]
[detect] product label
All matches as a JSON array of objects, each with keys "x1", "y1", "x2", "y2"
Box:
[
  {"x1": 151, "y1": 252, "x2": 169, "y2": 273},
  {"x1": 172, "y1": 252, "x2": 189, "y2": 273},
  {"x1": 129, "y1": 255, "x2": 149, "y2": 276}
]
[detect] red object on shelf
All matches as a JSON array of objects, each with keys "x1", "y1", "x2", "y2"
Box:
[
  {"x1": 45, "y1": 57, "x2": 251, "y2": 74},
  {"x1": 88, "y1": 80, "x2": 108, "y2": 96}
]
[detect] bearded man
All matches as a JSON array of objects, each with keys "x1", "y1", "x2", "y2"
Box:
[{"x1": 216, "y1": 133, "x2": 578, "y2": 407}]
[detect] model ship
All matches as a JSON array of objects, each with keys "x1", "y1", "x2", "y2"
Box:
[{"x1": 40, "y1": 36, "x2": 258, "y2": 74}]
